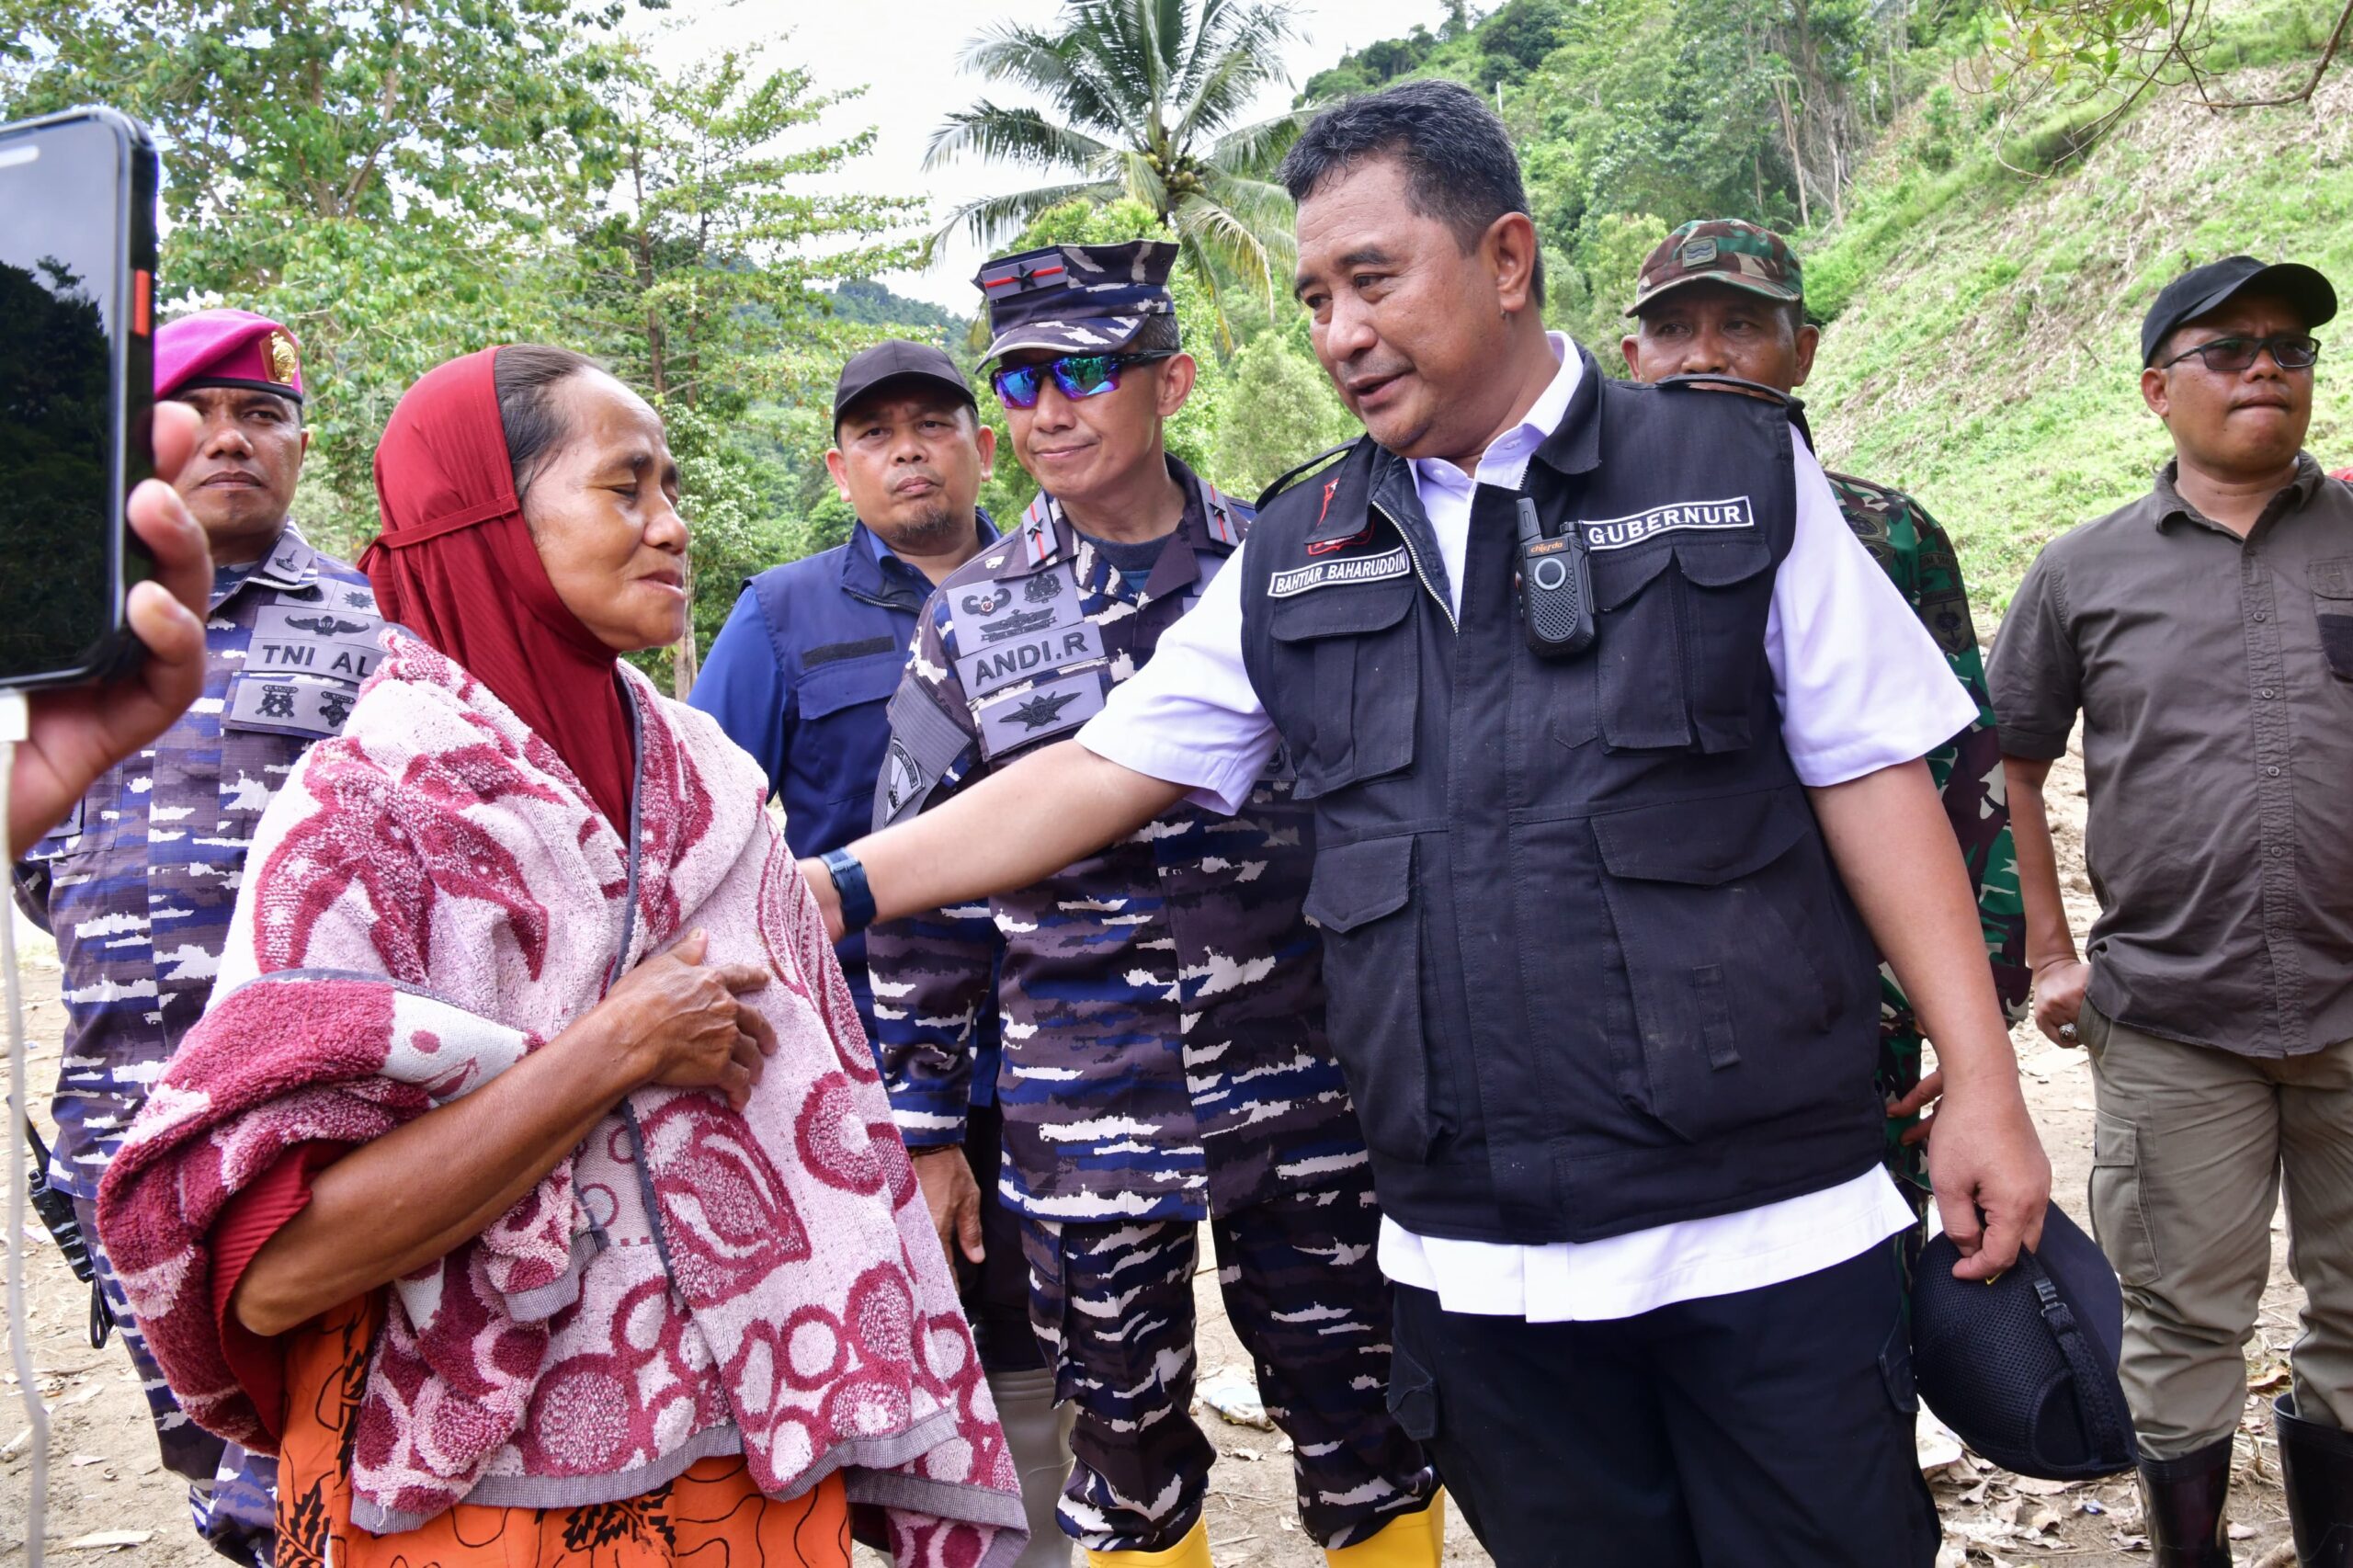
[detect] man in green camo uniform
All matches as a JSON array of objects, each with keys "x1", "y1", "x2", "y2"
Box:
[{"x1": 1620, "y1": 219, "x2": 2031, "y2": 1267}]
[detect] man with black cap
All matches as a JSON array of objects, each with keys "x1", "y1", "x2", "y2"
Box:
[
  {"x1": 859, "y1": 242, "x2": 1440, "y2": 1568},
  {"x1": 15, "y1": 307, "x2": 380, "y2": 1564},
  {"x1": 1992, "y1": 255, "x2": 2353, "y2": 1565},
  {"x1": 690, "y1": 340, "x2": 1079, "y2": 1568}
]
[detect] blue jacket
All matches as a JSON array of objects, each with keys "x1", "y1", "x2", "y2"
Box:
[{"x1": 691, "y1": 515, "x2": 1001, "y2": 1090}]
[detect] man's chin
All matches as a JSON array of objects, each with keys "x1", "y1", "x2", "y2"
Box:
[
  {"x1": 872, "y1": 502, "x2": 969, "y2": 553},
  {"x1": 187, "y1": 495, "x2": 289, "y2": 548}
]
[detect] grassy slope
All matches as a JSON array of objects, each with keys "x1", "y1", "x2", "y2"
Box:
[{"x1": 1797, "y1": 58, "x2": 2353, "y2": 613}]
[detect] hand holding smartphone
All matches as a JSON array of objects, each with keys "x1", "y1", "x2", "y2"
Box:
[{"x1": 1, "y1": 108, "x2": 216, "y2": 858}]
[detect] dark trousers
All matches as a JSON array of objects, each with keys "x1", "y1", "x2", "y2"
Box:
[
  {"x1": 1020, "y1": 1176, "x2": 1437, "y2": 1552},
  {"x1": 1390, "y1": 1245, "x2": 1938, "y2": 1568}
]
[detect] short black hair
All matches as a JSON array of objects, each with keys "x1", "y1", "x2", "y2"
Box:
[{"x1": 1279, "y1": 79, "x2": 1543, "y2": 306}]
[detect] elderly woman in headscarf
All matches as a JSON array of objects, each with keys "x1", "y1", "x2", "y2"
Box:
[{"x1": 97, "y1": 346, "x2": 1027, "y2": 1568}]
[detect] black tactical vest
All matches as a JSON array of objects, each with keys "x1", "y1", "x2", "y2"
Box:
[{"x1": 1238, "y1": 352, "x2": 1884, "y2": 1244}]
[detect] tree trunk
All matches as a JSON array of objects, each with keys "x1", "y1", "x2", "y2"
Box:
[
  {"x1": 1774, "y1": 79, "x2": 1811, "y2": 229},
  {"x1": 673, "y1": 552, "x2": 699, "y2": 699}
]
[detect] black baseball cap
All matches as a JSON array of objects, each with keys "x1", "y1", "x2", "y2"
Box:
[
  {"x1": 2142, "y1": 256, "x2": 2336, "y2": 366},
  {"x1": 1913, "y1": 1204, "x2": 2139, "y2": 1482},
  {"x1": 832, "y1": 340, "x2": 975, "y2": 430}
]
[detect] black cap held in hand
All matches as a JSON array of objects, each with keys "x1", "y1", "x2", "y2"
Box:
[
  {"x1": 832, "y1": 340, "x2": 975, "y2": 430},
  {"x1": 2143, "y1": 256, "x2": 2336, "y2": 366},
  {"x1": 1912, "y1": 1204, "x2": 2140, "y2": 1482}
]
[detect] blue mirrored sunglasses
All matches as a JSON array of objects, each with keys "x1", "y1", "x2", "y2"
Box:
[{"x1": 991, "y1": 350, "x2": 1175, "y2": 410}]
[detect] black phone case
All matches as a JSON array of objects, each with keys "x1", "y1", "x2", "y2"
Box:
[{"x1": 0, "y1": 106, "x2": 159, "y2": 690}]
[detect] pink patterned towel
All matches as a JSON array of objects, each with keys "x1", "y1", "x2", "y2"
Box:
[{"x1": 98, "y1": 631, "x2": 1025, "y2": 1564}]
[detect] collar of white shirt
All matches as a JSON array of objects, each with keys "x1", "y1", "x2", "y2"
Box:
[{"x1": 1407, "y1": 332, "x2": 1585, "y2": 505}]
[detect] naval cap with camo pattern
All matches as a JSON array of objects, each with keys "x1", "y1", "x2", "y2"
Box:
[
  {"x1": 1627, "y1": 218, "x2": 1803, "y2": 316},
  {"x1": 976, "y1": 240, "x2": 1178, "y2": 363}
]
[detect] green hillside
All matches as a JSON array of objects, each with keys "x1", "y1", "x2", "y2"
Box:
[
  {"x1": 1302, "y1": 0, "x2": 2352, "y2": 612},
  {"x1": 1802, "y1": 65, "x2": 2353, "y2": 608}
]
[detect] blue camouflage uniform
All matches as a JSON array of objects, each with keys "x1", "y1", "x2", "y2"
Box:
[
  {"x1": 14, "y1": 526, "x2": 380, "y2": 1565},
  {"x1": 868, "y1": 462, "x2": 1436, "y2": 1553}
]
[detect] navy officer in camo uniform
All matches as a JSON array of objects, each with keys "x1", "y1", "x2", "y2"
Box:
[
  {"x1": 12, "y1": 310, "x2": 381, "y2": 1566},
  {"x1": 858, "y1": 241, "x2": 1442, "y2": 1568}
]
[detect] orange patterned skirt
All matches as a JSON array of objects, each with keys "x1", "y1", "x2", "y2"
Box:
[{"x1": 274, "y1": 1295, "x2": 853, "y2": 1568}]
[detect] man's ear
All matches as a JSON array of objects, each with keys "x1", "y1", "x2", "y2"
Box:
[
  {"x1": 823, "y1": 447, "x2": 855, "y2": 504},
  {"x1": 2141, "y1": 367, "x2": 2173, "y2": 422},
  {"x1": 299, "y1": 428, "x2": 313, "y2": 460},
  {"x1": 1154, "y1": 353, "x2": 1199, "y2": 417},
  {"x1": 1620, "y1": 334, "x2": 1644, "y2": 380},
  {"x1": 974, "y1": 421, "x2": 997, "y2": 480},
  {"x1": 1790, "y1": 322, "x2": 1821, "y2": 389},
  {"x1": 1486, "y1": 210, "x2": 1540, "y2": 317}
]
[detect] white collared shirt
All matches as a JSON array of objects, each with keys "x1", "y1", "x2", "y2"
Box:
[{"x1": 1078, "y1": 335, "x2": 1971, "y2": 1321}]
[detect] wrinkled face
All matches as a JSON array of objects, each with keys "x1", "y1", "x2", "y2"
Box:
[
  {"x1": 1621, "y1": 280, "x2": 1819, "y2": 393},
  {"x1": 1293, "y1": 154, "x2": 1527, "y2": 460},
  {"x1": 998, "y1": 345, "x2": 1194, "y2": 508},
  {"x1": 826, "y1": 384, "x2": 995, "y2": 556},
  {"x1": 2143, "y1": 294, "x2": 2314, "y2": 477},
  {"x1": 173, "y1": 387, "x2": 308, "y2": 560},
  {"x1": 522, "y1": 370, "x2": 690, "y2": 653}
]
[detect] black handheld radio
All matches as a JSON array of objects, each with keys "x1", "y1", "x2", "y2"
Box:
[{"x1": 1514, "y1": 495, "x2": 1596, "y2": 657}]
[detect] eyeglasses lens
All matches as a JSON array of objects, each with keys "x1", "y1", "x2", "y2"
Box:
[
  {"x1": 994, "y1": 367, "x2": 1045, "y2": 409},
  {"x1": 2194, "y1": 336, "x2": 2321, "y2": 372},
  {"x1": 1057, "y1": 356, "x2": 1121, "y2": 398}
]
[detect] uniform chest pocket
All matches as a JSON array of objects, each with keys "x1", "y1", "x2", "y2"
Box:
[
  {"x1": 2311, "y1": 557, "x2": 2353, "y2": 682},
  {"x1": 1590, "y1": 788, "x2": 1870, "y2": 1144},
  {"x1": 796, "y1": 653, "x2": 909, "y2": 804},
  {"x1": 1589, "y1": 535, "x2": 1775, "y2": 754},
  {"x1": 1267, "y1": 583, "x2": 1418, "y2": 800}
]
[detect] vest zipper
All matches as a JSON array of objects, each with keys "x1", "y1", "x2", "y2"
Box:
[{"x1": 1370, "y1": 501, "x2": 1456, "y2": 631}]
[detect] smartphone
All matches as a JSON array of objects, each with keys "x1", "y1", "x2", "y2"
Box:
[{"x1": 0, "y1": 107, "x2": 160, "y2": 689}]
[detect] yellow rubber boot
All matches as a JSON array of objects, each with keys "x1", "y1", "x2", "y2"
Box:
[
  {"x1": 1323, "y1": 1489, "x2": 1448, "y2": 1568},
  {"x1": 1085, "y1": 1517, "x2": 1211, "y2": 1568}
]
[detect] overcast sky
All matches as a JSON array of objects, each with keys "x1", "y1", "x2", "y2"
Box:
[{"x1": 658, "y1": 0, "x2": 1449, "y2": 312}]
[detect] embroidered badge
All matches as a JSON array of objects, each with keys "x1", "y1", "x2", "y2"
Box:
[
  {"x1": 1578, "y1": 495, "x2": 1755, "y2": 552},
  {"x1": 1267, "y1": 545, "x2": 1411, "y2": 598}
]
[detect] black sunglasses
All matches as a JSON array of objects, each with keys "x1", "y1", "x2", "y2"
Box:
[{"x1": 2157, "y1": 334, "x2": 2321, "y2": 374}]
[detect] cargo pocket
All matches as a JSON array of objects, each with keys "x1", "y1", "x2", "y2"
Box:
[
  {"x1": 1386, "y1": 1331, "x2": 1440, "y2": 1443},
  {"x1": 1302, "y1": 835, "x2": 1430, "y2": 1162},
  {"x1": 1589, "y1": 536, "x2": 1775, "y2": 753},
  {"x1": 1591, "y1": 789, "x2": 1860, "y2": 1143},
  {"x1": 2312, "y1": 558, "x2": 2353, "y2": 681},
  {"x1": 2089, "y1": 1113, "x2": 2162, "y2": 1288},
  {"x1": 1267, "y1": 584, "x2": 1418, "y2": 799}
]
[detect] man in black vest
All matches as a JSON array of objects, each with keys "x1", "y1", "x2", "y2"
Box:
[{"x1": 801, "y1": 80, "x2": 2050, "y2": 1567}]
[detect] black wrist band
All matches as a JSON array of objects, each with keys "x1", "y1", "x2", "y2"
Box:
[{"x1": 820, "y1": 847, "x2": 877, "y2": 933}]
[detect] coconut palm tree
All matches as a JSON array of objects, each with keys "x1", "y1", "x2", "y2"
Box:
[{"x1": 926, "y1": 0, "x2": 1312, "y2": 340}]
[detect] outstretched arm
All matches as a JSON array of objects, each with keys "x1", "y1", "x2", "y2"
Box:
[
  {"x1": 804, "y1": 739, "x2": 1186, "y2": 941},
  {"x1": 1809, "y1": 758, "x2": 2050, "y2": 1281}
]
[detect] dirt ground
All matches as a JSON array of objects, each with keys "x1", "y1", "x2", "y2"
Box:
[{"x1": 0, "y1": 742, "x2": 2310, "y2": 1565}]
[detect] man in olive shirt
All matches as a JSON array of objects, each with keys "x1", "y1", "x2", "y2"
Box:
[{"x1": 1991, "y1": 256, "x2": 2351, "y2": 1567}]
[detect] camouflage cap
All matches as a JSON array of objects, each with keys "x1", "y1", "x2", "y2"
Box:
[
  {"x1": 1626, "y1": 219, "x2": 1803, "y2": 317},
  {"x1": 975, "y1": 240, "x2": 1178, "y2": 363}
]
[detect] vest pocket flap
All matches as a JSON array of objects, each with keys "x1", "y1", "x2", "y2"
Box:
[
  {"x1": 1589, "y1": 545, "x2": 1677, "y2": 611},
  {"x1": 2310, "y1": 556, "x2": 2353, "y2": 599},
  {"x1": 1302, "y1": 835, "x2": 1414, "y2": 931},
  {"x1": 1591, "y1": 789, "x2": 1813, "y2": 885},
  {"x1": 1672, "y1": 535, "x2": 1775, "y2": 588},
  {"x1": 1268, "y1": 582, "x2": 1415, "y2": 642},
  {"x1": 797, "y1": 652, "x2": 907, "y2": 719}
]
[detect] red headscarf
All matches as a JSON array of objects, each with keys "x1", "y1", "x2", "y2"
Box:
[{"x1": 360, "y1": 348, "x2": 636, "y2": 830}]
